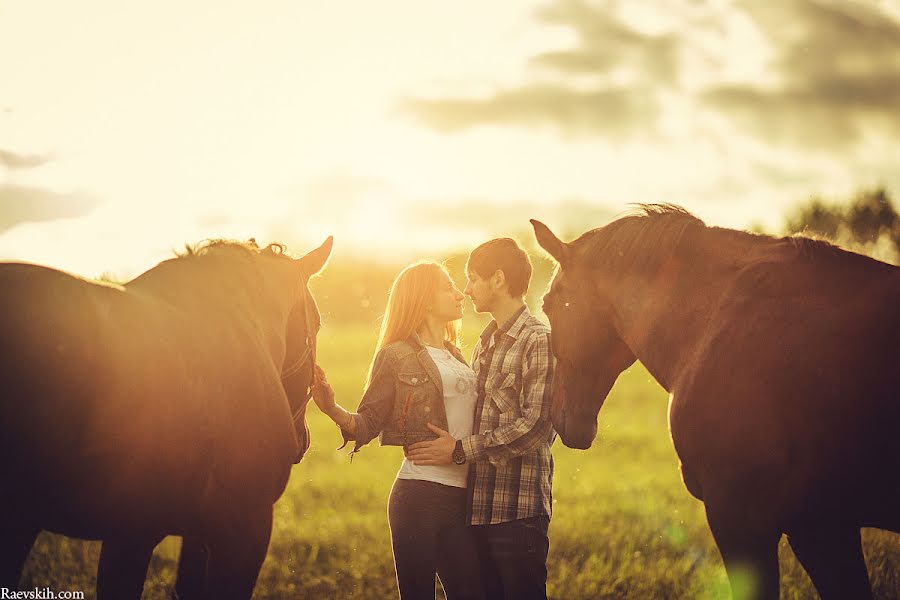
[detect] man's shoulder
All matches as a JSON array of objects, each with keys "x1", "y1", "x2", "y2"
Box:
[{"x1": 519, "y1": 313, "x2": 551, "y2": 338}]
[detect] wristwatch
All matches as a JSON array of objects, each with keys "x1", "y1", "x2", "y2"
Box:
[{"x1": 452, "y1": 439, "x2": 466, "y2": 465}]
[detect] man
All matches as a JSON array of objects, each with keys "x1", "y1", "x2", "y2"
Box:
[{"x1": 408, "y1": 237, "x2": 556, "y2": 600}]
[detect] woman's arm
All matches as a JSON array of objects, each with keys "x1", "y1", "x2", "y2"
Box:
[
  {"x1": 312, "y1": 348, "x2": 395, "y2": 450},
  {"x1": 312, "y1": 365, "x2": 357, "y2": 435}
]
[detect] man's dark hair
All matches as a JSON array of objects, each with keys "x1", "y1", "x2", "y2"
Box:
[{"x1": 466, "y1": 238, "x2": 533, "y2": 298}]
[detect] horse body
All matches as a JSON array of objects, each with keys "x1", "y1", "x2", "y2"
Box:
[
  {"x1": 3, "y1": 263, "x2": 289, "y2": 537},
  {"x1": 0, "y1": 238, "x2": 331, "y2": 599},
  {"x1": 676, "y1": 254, "x2": 898, "y2": 524},
  {"x1": 532, "y1": 208, "x2": 899, "y2": 600}
]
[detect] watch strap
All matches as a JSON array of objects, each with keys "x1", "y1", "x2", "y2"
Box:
[{"x1": 452, "y1": 439, "x2": 466, "y2": 464}]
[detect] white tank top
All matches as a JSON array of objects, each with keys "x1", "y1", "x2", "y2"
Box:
[{"x1": 396, "y1": 345, "x2": 477, "y2": 488}]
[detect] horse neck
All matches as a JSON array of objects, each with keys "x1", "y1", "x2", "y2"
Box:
[{"x1": 608, "y1": 227, "x2": 757, "y2": 391}]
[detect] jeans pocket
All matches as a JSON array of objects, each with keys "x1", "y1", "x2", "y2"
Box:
[
  {"x1": 520, "y1": 517, "x2": 549, "y2": 554},
  {"x1": 485, "y1": 518, "x2": 548, "y2": 558}
]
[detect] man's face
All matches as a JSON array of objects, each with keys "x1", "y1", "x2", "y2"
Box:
[{"x1": 464, "y1": 269, "x2": 495, "y2": 314}]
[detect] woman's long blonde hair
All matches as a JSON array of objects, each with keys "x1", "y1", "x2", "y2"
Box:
[{"x1": 368, "y1": 261, "x2": 459, "y2": 383}]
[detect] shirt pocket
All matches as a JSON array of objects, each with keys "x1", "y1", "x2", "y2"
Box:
[
  {"x1": 397, "y1": 372, "x2": 433, "y2": 432},
  {"x1": 399, "y1": 371, "x2": 431, "y2": 397},
  {"x1": 489, "y1": 372, "x2": 520, "y2": 414}
]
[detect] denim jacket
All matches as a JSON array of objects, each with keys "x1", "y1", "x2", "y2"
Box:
[{"x1": 341, "y1": 333, "x2": 468, "y2": 453}]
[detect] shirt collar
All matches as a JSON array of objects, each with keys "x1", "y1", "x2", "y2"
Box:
[
  {"x1": 408, "y1": 332, "x2": 426, "y2": 350},
  {"x1": 409, "y1": 332, "x2": 464, "y2": 358},
  {"x1": 479, "y1": 305, "x2": 529, "y2": 347}
]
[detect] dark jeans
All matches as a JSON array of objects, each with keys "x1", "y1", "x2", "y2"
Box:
[
  {"x1": 471, "y1": 515, "x2": 550, "y2": 600},
  {"x1": 388, "y1": 478, "x2": 484, "y2": 600}
]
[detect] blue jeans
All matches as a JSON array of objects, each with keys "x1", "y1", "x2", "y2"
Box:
[
  {"x1": 388, "y1": 478, "x2": 485, "y2": 600},
  {"x1": 471, "y1": 516, "x2": 550, "y2": 600}
]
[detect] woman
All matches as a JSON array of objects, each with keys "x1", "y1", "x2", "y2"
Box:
[{"x1": 312, "y1": 261, "x2": 484, "y2": 600}]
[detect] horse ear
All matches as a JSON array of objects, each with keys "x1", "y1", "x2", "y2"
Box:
[
  {"x1": 298, "y1": 236, "x2": 334, "y2": 278},
  {"x1": 530, "y1": 219, "x2": 569, "y2": 264}
]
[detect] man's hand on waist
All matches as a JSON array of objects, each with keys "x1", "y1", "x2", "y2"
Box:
[{"x1": 407, "y1": 424, "x2": 456, "y2": 466}]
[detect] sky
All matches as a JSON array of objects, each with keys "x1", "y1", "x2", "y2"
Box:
[{"x1": 2, "y1": 0, "x2": 899, "y2": 278}]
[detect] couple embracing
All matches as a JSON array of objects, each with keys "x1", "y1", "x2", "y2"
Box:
[{"x1": 313, "y1": 237, "x2": 556, "y2": 600}]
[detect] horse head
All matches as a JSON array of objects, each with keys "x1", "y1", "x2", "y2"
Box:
[
  {"x1": 531, "y1": 220, "x2": 635, "y2": 449},
  {"x1": 281, "y1": 236, "x2": 332, "y2": 463}
]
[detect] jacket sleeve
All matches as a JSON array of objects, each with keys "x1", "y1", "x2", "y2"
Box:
[
  {"x1": 338, "y1": 347, "x2": 396, "y2": 453},
  {"x1": 461, "y1": 330, "x2": 555, "y2": 467}
]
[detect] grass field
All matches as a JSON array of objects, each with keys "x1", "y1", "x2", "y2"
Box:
[{"x1": 19, "y1": 321, "x2": 900, "y2": 599}]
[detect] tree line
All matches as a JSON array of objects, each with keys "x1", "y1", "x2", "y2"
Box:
[{"x1": 783, "y1": 187, "x2": 899, "y2": 265}]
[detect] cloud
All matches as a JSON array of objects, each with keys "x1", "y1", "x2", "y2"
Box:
[
  {"x1": 402, "y1": 84, "x2": 659, "y2": 138},
  {"x1": 0, "y1": 184, "x2": 99, "y2": 233},
  {"x1": 0, "y1": 148, "x2": 53, "y2": 170},
  {"x1": 702, "y1": 0, "x2": 900, "y2": 148},
  {"x1": 531, "y1": 0, "x2": 681, "y2": 87},
  {"x1": 402, "y1": 0, "x2": 674, "y2": 138},
  {"x1": 403, "y1": 0, "x2": 900, "y2": 154}
]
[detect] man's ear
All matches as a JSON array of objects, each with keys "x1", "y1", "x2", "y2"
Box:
[{"x1": 491, "y1": 269, "x2": 506, "y2": 290}]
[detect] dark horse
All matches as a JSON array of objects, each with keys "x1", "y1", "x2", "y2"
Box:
[
  {"x1": 0, "y1": 236, "x2": 332, "y2": 599},
  {"x1": 531, "y1": 206, "x2": 899, "y2": 600}
]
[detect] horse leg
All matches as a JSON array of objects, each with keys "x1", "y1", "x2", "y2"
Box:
[
  {"x1": 786, "y1": 526, "x2": 872, "y2": 600},
  {"x1": 203, "y1": 506, "x2": 273, "y2": 600},
  {"x1": 705, "y1": 504, "x2": 781, "y2": 600},
  {"x1": 96, "y1": 535, "x2": 164, "y2": 600},
  {"x1": 0, "y1": 524, "x2": 38, "y2": 588},
  {"x1": 174, "y1": 536, "x2": 210, "y2": 600}
]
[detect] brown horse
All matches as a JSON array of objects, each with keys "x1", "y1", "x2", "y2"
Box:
[
  {"x1": 531, "y1": 206, "x2": 899, "y2": 600},
  {"x1": 0, "y1": 236, "x2": 332, "y2": 599}
]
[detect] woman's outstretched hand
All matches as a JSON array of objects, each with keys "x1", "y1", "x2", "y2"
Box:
[{"x1": 312, "y1": 364, "x2": 336, "y2": 413}]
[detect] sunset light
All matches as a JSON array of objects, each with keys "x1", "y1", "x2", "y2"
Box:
[
  {"x1": 2, "y1": 2, "x2": 898, "y2": 599},
  {"x1": 4, "y1": 0, "x2": 899, "y2": 278}
]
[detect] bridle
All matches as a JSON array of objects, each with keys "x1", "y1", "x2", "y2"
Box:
[{"x1": 281, "y1": 287, "x2": 318, "y2": 431}]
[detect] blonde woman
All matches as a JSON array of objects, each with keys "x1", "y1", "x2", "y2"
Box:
[{"x1": 312, "y1": 262, "x2": 484, "y2": 600}]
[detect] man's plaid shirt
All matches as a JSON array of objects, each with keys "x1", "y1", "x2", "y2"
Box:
[{"x1": 460, "y1": 306, "x2": 556, "y2": 525}]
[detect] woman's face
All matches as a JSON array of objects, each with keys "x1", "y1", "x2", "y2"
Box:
[{"x1": 431, "y1": 273, "x2": 465, "y2": 322}]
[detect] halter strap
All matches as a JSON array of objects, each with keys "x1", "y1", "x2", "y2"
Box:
[
  {"x1": 281, "y1": 288, "x2": 318, "y2": 426},
  {"x1": 281, "y1": 345, "x2": 313, "y2": 382}
]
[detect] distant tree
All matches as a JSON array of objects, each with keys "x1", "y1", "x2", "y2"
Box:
[
  {"x1": 784, "y1": 187, "x2": 899, "y2": 265},
  {"x1": 845, "y1": 188, "x2": 900, "y2": 252}
]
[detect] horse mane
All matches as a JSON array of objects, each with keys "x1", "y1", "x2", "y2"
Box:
[
  {"x1": 571, "y1": 203, "x2": 893, "y2": 278},
  {"x1": 178, "y1": 238, "x2": 291, "y2": 259},
  {"x1": 126, "y1": 238, "x2": 295, "y2": 292},
  {"x1": 573, "y1": 204, "x2": 704, "y2": 275}
]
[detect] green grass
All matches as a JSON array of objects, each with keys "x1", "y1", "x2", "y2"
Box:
[{"x1": 19, "y1": 322, "x2": 900, "y2": 599}]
